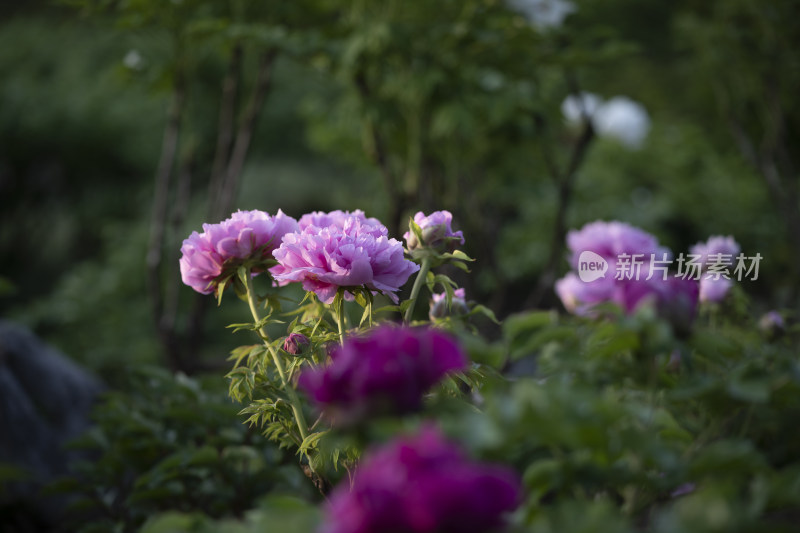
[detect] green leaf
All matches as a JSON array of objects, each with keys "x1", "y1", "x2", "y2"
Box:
[{"x1": 298, "y1": 431, "x2": 329, "y2": 457}]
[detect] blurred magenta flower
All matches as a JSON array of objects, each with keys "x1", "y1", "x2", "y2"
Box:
[
  {"x1": 557, "y1": 220, "x2": 667, "y2": 315},
  {"x1": 698, "y1": 277, "x2": 733, "y2": 303},
  {"x1": 690, "y1": 235, "x2": 740, "y2": 269},
  {"x1": 404, "y1": 210, "x2": 465, "y2": 253},
  {"x1": 566, "y1": 220, "x2": 664, "y2": 271},
  {"x1": 179, "y1": 209, "x2": 298, "y2": 294},
  {"x1": 283, "y1": 333, "x2": 310, "y2": 355},
  {"x1": 690, "y1": 235, "x2": 739, "y2": 303},
  {"x1": 271, "y1": 214, "x2": 418, "y2": 304},
  {"x1": 322, "y1": 425, "x2": 521, "y2": 533},
  {"x1": 429, "y1": 288, "x2": 469, "y2": 320},
  {"x1": 556, "y1": 221, "x2": 700, "y2": 334},
  {"x1": 298, "y1": 326, "x2": 467, "y2": 423},
  {"x1": 555, "y1": 272, "x2": 619, "y2": 316}
]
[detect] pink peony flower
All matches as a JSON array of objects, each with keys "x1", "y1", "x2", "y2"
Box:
[
  {"x1": 404, "y1": 210, "x2": 465, "y2": 253},
  {"x1": 555, "y1": 272, "x2": 621, "y2": 316},
  {"x1": 271, "y1": 214, "x2": 418, "y2": 304},
  {"x1": 322, "y1": 425, "x2": 521, "y2": 533},
  {"x1": 179, "y1": 209, "x2": 298, "y2": 294},
  {"x1": 566, "y1": 220, "x2": 665, "y2": 272},
  {"x1": 298, "y1": 326, "x2": 467, "y2": 424},
  {"x1": 298, "y1": 209, "x2": 383, "y2": 233},
  {"x1": 556, "y1": 221, "x2": 700, "y2": 334}
]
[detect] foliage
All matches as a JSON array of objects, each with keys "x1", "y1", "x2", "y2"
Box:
[
  {"x1": 3, "y1": 0, "x2": 800, "y2": 531},
  {"x1": 49, "y1": 367, "x2": 309, "y2": 533}
]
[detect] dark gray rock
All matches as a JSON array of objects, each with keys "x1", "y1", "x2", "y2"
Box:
[{"x1": 0, "y1": 320, "x2": 104, "y2": 531}]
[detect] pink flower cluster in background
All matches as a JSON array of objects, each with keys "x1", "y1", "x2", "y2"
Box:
[
  {"x1": 179, "y1": 209, "x2": 298, "y2": 294},
  {"x1": 555, "y1": 221, "x2": 699, "y2": 327},
  {"x1": 298, "y1": 325, "x2": 467, "y2": 424},
  {"x1": 322, "y1": 425, "x2": 521, "y2": 533}
]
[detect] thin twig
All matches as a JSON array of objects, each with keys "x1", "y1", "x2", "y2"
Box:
[
  {"x1": 218, "y1": 48, "x2": 279, "y2": 218},
  {"x1": 208, "y1": 42, "x2": 243, "y2": 222},
  {"x1": 146, "y1": 73, "x2": 185, "y2": 371}
]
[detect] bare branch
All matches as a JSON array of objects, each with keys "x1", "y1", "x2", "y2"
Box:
[
  {"x1": 208, "y1": 43, "x2": 243, "y2": 222},
  {"x1": 218, "y1": 48, "x2": 279, "y2": 218},
  {"x1": 146, "y1": 75, "x2": 186, "y2": 371}
]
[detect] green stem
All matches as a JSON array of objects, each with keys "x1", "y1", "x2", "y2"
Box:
[
  {"x1": 404, "y1": 257, "x2": 432, "y2": 324},
  {"x1": 244, "y1": 272, "x2": 309, "y2": 442},
  {"x1": 337, "y1": 290, "x2": 346, "y2": 346}
]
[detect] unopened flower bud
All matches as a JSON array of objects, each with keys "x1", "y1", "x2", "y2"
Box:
[
  {"x1": 429, "y1": 288, "x2": 469, "y2": 320},
  {"x1": 404, "y1": 210, "x2": 465, "y2": 253},
  {"x1": 283, "y1": 333, "x2": 310, "y2": 355}
]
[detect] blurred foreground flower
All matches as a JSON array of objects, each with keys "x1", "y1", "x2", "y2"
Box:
[
  {"x1": 179, "y1": 209, "x2": 298, "y2": 294},
  {"x1": 322, "y1": 425, "x2": 521, "y2": 533},
  {"x1": 298, "y1": 326, "x2": 467, "y2": 424},
  {"x1": 271, "y1": 213, "x2": 418, "y2": 304}
]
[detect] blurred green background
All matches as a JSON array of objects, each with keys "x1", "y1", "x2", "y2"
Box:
[{"x1": 1, "y1": 0, "x2": 797, "y2": 378}]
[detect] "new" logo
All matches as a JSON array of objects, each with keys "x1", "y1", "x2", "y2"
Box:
[{"x1": 577, "y1": 251, "x2": 608, "y2": 282}]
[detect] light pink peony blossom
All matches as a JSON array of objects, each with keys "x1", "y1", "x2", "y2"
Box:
[
  {"x1": 179, "y1": 209, "x2": 298, "y2": 294},
  {"x1": 271, "y1": 214, "x2": 419, "y2": 304},
  {"x1": 298, "y1": 209, "x2": 383, "y2": 233},
  {"x1": 566, "y1": 220, "x2": 665, "y2": 272}
]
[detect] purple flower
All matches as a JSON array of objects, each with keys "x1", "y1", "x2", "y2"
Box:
[
  {"x1": 698, "y1": 276, "x2": 733, "y2": 303},
  {"x1": 555, "y1": 272, "x2": 621, "y2": 316},
  {"x1": 429, "y1": 288, "x2": 469, "y2": 320},
  {"x1": 566, "y1": 220, "x2": 665, "y2": 272},
  {"x1": 271, "y1": 215, "x2": 418, "y2": 304},
  {"x1": 298, "y1": 326, "x2": 468, "y2": 424},
  {"x1": 283, "y1": 333, "x2": 310, "y2": 355},
  {"x1": 404, "y1": 210, "x2": 465, "y2": 253},
  {"x1": 179, "y1": 209, "x2": 298, "y2": 294},
  {"x1": 690, "y1": 235, "x2": 740, "y2": 269},
  {"x1": 322, "y1": 425, "x2": 521, "y2": 533},
  {"x1": 556, "y1": 221, "x2": 700, "y2": 333}
]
